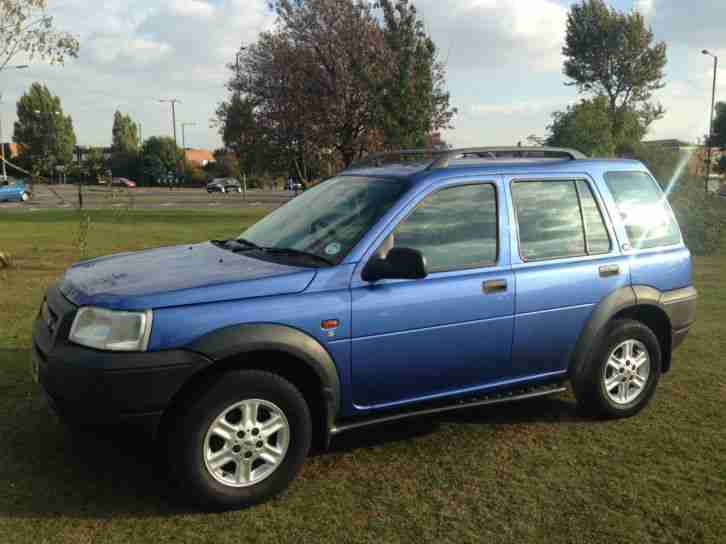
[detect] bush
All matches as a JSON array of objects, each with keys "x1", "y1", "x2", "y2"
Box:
[{"x1": 669, "y1": 177, "x2": 726, "y2": 256}]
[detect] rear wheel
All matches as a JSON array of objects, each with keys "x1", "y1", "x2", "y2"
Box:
[
  {"x1": 573, "y1": 319, "x2": 661, "y2": 418},
  {"x1": 21, "y1": 192, "x2": 29, "y2": 202},
  {"x1": 165, "y1": 370, "x2": 312, "y2": 510}
]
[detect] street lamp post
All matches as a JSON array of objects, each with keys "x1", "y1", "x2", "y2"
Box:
[
  {"x1": 159, "y1": 98, "x2": 182, "y2": 185},
  {"x1": 703, "y1": 50, "x2": 719, "y2": 194},
  {"x1": 180, "y1": 122, "x2": 196, "y2": 183},
  {"x1": 181, "y1": 122, "x2": 196, "y2": 151},
  {"x1": 0, "y1": 64, "x2": 30, "y2": 181}
]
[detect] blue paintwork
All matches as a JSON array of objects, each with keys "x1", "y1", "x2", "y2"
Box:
[
  {"x1": 59, "y1": 242, "x2": 316, "y2": 310},
  {"x1": 52, "y1": 157, "x2": 694, "y2": 420},
  {"x1": 0, "y1": 180, "x2": 30, "y2": 202}
]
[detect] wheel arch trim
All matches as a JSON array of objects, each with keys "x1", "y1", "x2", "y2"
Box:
[{"x1": 186, "y1": 323, "x2": 341, "y2": 438}]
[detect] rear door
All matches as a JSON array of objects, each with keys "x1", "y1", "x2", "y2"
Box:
[
  {"x1": 350, "y1": 177, "x2": 514, "y2": 410},
  {"x1": 506, "y1": 174, "x2": 630, "y2": 378}
]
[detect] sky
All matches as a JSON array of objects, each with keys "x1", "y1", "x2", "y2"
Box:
[{"x1": 1, "y1": 0, "x2": 725, "y2": 151}]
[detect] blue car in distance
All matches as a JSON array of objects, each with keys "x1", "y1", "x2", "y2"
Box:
[
  {"x1": 0, "y1": 177, "x2": 31, "y2": 202},
  {"x1": 32, "y1": 147, "x2": 697, "y2": 510}
]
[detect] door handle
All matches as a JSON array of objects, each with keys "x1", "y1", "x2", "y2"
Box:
[
  {"x1": 483, "y1": 279, "x2": 507, "y2": 294},
  {"x1": 599, "y1": 264, "x2": 620, "y2": 277}
]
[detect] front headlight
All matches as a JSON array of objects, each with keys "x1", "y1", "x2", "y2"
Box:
[{"x1": 69, "y1": 307, "x2": 153, "y2": 351}]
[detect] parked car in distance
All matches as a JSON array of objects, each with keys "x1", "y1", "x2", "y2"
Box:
[
  {"x1": 207, "y1": 177, "x2": 242, "y2": 193},
  {"x1": 32, "y1": 147, "x2": 697, "y2": 511},
  {"x1": 0, "y1": 177, "x2": 31, "y2": 202},
  {"x1": 111, "y1": 177, "x2": 137, "y2": 188}
]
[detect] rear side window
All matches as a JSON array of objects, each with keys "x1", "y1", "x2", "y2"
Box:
[
  {"x1": 392, "y1": 183, "x2": 498, "y2": 272},
  {"x1": 512, "y1": 180, "x2": 611, "y2": 261},
  {"x1": 604, "y1": 172, "x2": 681, "y2": 249}
]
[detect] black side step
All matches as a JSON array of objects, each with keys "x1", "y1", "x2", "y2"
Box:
[{"x1": 330, "y1": 384, "x2": 567, "y2": 436}]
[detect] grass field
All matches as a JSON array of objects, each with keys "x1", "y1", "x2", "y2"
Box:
[{"x1": 1, "y1": 209, "x2": 725, "y2": 543}]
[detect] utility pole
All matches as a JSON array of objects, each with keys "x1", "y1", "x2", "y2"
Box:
[
  {"x1": 703, "y1": 50, "x2": 719, "y2": 194},
  {"x1": 159, "y1": 98, "x2": 181, "y2": 146}
]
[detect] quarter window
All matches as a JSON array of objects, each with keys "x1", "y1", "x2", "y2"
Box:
[
  {"x1": 389, "y1": 184, "x2": 498, "y2": 272},
  {"x1": 604, "y1": 171, "x2": 681, "y2": 249},
  {"x1": 512, "y1": 180, "x2": 611, "y2": 261}
]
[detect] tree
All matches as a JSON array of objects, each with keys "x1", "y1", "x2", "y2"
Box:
[
  {"x1": 13, "y1": 82, "x2": 76, "y2": 175},
  {"x1": 110, "y1": 110, "x2": 140, "y2": 180},
  {"x1": 710, "y1": 102, "x2": 726, "y2": 149},
  {"x1": 0, "y1": 0, "x2": 79, "y2": 71},
  {"x1": 215, "y1": 94, "x2": 270, "y2": 175},
  {"x1": 140, "y1": 136, "x2": 182, "y2": 183},
  {"x1": 82, "y1": 148, "x2": 106, "y2": 182},
  {"x1": 563, "y1": 0, "x2": 666, "y2": 137},
  {"x1": 227, "y1": 0, "x2": 456, "y2": 169},
  {"x1": 376, "y1": 0, "x2": 456, "y2": 149},
  {"x1": 547, "y1": 97, "x2": 616, "y2": 157},
  {"x1": 111, "y1": 110, "x2": 139, "y2": 153}
]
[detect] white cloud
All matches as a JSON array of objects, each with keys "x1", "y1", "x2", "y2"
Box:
[
  {"x1": 417, "y1": 0, "x2": 568, "y2": 75},
  {"x1": 633, "y1": 0, "x2": 654, "y2": 16},
  {"x1": 0, "y1": 0, "x2": 276, "y2": 149}
]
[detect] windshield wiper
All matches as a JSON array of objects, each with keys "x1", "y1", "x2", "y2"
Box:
[
  {"x1": 212, "y1": 239, "x2": 333, "y2": 266},
  {"x1": 261, "y1": 247, "x2": 334, "y2": 266},
  {"x1": 211, "y1": 238, "x2": 261, "y2": 252}
]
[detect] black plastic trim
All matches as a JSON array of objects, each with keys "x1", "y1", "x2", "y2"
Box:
[
  {"x1": 570, "y1": 285, "x2": 697, "y2": 383},
  {"x1": 187, "y1": 323, "x2": 342, "y2": 432}
]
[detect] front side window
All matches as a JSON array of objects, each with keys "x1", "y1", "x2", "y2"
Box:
[
  {"x1": 239, "y1": 176, "x2": 410, "y2": 265},
  {"x1": 388, "y1": 183, "x2": 498, "y2": 272},
  {"x1": 604, "y1": 171, "x2": 681, "y2": 249}
]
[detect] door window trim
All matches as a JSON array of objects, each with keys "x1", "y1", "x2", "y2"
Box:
[
  {"x1": 372, "y1": 181, "x2": 501, "y2": 275},
  {"x1": 511, "y1": 178, "x2": 613, "y2": 263}
]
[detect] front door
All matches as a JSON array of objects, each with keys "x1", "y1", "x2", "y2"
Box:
[{"x1": 350, "y1": 180, "x2": 514, "y2": 409}]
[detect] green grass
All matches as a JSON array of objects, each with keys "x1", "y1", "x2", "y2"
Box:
[{"x1": 1, "y1": 210, "x2": 725, "y2": 543}]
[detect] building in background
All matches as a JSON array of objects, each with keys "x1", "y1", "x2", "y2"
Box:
[{"x1": 185, "y1": 148, "x2": 215, "y2": 168}]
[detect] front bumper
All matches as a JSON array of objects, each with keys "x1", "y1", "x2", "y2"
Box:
[{"x1": 32, "y1": 283, "x2": 210, "y2": 430}]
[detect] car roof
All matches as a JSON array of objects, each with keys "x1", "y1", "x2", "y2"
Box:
[{"x1": 342, "y1": 158, "x2": 649, "y2": 186}]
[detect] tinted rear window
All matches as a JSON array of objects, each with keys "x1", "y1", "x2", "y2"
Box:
[{"x1": 604, "y1": 172, "x2": 681, "y2": 249}]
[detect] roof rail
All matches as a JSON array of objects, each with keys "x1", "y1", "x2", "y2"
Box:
[
  {"x1": 349, "y1": 146, "x2": 586, "y2": 171},
  {"x1": 426, "y1": 146, "x2": 587, "y2": 169}
]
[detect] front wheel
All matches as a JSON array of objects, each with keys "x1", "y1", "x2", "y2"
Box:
[
  {"x1": 165, "y1": 370, "x2": 312, "y2": 510},
  {"x1": 573, "y1": 319, "x2": 661, "y2": 418}
]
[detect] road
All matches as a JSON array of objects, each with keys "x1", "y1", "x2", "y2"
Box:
[{"x1": 0, "y1": 184, "x2": 294, "y2": 211}]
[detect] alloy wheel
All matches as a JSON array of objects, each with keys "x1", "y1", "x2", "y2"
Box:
[
  {"x1": 603, "y1": 339, "x2": 651, "y2": 405},
  {"x1": 203, "y1": 399, "x2": 290, "y2": 488}
]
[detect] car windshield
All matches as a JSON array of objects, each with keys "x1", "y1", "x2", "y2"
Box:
[{"x1": 238, "y1": 175, "x2": 410, "y2": 265}]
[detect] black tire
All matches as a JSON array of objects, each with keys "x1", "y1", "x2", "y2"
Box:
[
  {"x1": 165, "y1": 370, "x2": 312, "y2": 510},
  {"x1": 573, "y1": 319, "x2": 662, "y2": 418}
]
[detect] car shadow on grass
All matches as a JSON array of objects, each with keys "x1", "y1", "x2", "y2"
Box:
[{"x1": 1, "y1": 347, "x2": 587, "y2": 518}]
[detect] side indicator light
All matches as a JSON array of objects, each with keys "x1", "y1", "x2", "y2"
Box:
[{"x1": 321, "y1": 319, "x2": 340, "y2": 330}]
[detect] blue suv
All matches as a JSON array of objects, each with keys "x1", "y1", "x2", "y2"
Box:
[{"x1": 32, "y1": 147, "x2": 697, "y2": 509}]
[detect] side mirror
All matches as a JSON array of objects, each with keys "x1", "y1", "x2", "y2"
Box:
[{"x1": 361, "y1": 247, "x2": 428, "y2": 283}]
